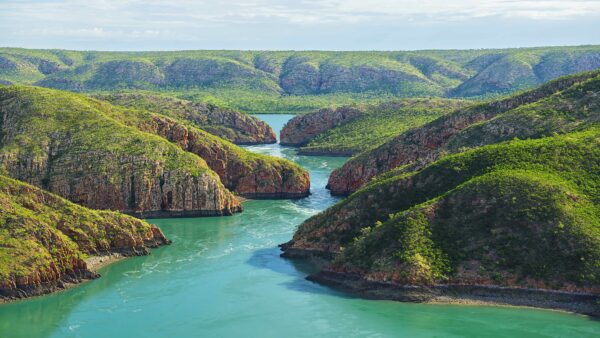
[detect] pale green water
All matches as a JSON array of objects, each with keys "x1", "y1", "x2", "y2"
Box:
[{"x1": 0, "y1": 114, "x2": 599, "y2": 337}]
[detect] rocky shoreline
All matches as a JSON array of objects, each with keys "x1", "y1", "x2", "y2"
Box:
[
  {"x1": 306, "y1": 270, "x2": 600, "y2": 318},
  {"x1": 240, "y1": 191, "x2": 311, "y2": 199},
  {"x1": 280, "y1": 244, "x2": 600, "y2": 318},
  {"x1": 0, "y1": 238, "x2": 171, "y2": 303},
  {"x1": 130, "y1": 207, "x2": 243, "y2": 219},
  {"x1": 296, "y1": 149, "x2": 355, "y2": 157}
]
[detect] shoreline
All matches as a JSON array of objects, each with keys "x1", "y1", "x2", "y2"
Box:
[
  {"x1": 0, "y1": 253, "x2": 146, "y2": 304},
  {"x1": 85, "y1": 253, "x2": 127, "y2": 271},
  {"x1": 307, "y1": 270, "x2": 600, "y2": 318}
]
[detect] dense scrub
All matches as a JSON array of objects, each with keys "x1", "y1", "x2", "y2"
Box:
[
  {"x1": 1, "y1": 46, "x2": 600, "y2": 113},
  {"x1": 0, "y1": 86, "x2": 309, "y2": 216},
  {"x1": 285, "y1": 127, "x2": 600, "y2": 291},
  {"x1": 281, "y1": 98, "x2": 470, "y2": 155},
  {"x1": 0, "y1": 175, "x2": 169, "y2": 299},
  {"x1": 94, "y1": 92, "x2": 277, "y2": 144},
  {"x1": 328, "y1": 69, "x2": 600, "y2": 194}
]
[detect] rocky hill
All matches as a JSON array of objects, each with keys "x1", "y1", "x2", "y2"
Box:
[
  {"x1": 327, "y1": 70, "x2": 600, "y2": 195},
  {"x1": 0, "y1": 175, "x2": 170, "y2": 300},
  {"x1": 101, "y1": 105, "x2": 310, "y2": 199},
  {"x1": 0, "y1": 86, "x2": 309, "y2": 216},
  {"x1": 94, "y1": 93, "x2": 277, "y2": 144},
  {"x1": 282, "y1": 128, "x2": 600, "y2": 315},
  {"x1": 280, "y1": 99, "x2": 470, "y2": 155},
  {"x1": 1, "y1": 47, "x2": 600, "y2": 113}
]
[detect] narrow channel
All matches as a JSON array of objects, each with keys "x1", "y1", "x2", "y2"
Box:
[{"x1": 0, "y1": 115, "x2": 598, "y2": 338}]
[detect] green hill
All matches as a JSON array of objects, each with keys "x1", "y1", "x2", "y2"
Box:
[
  {"x1": 282, "y1": 128, "x2": 600, "y2": 306},
  {"x1": 280, "y1": 98, "x2": 470, "y2": 155},
  {"x1": 0, "y1": 86, "x2": 310, "y2": 210},
  {"x1": 0, "y1": 174, "x2": 170, "y2": 300},
  {"x1": 93, "y1": 92, "x2": 277, "y2": 145},
  {"x1": 328, "y1": 70, "x2": 600, "y2": 195},
  {"x1": 1, "y1": 46, "x2": 600, "y2": 113}
]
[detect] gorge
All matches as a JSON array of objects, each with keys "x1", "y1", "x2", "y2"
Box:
[{"x1": 0, "y1": 115, "x2": 598, "y2": 337}]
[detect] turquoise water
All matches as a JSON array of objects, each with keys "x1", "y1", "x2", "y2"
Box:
[{"x1": 1, "y1": 114, "x2": 599, "y2": 337}]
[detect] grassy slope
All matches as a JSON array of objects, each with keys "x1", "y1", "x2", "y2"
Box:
[
  {"x1": 292, "y1": 128, "x2": 600, "y2": 289},
  {"x1": 327, "y1": 69, "x2": 600, "y2": 194},
  {"x1": 0, "y1": 85, "x2": 211, "y2": 177},
  {"x1": 92, "y1": 92, "x2": 277, "y2": 144},
  {"x1": 1, "y1": 46, "x2": 600, "y2": 113},
  {"x1": 0, "y1": 85, "x2": 243, "y2": 214},
  {"x1": 92, "y1": 97, "x2": 309, "y2": 195},
  {"x1": 298, "y1": 99, "x2": 471, "y2": 154},
  {"x1": 0, "y1": 174, "x2": 167, "y2": 292}
]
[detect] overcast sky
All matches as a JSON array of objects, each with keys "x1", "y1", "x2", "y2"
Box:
[{"x1": 1, "y1": 0, "x2": 600, "y2": 51}]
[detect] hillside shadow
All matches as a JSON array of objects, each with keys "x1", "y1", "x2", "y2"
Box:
[{"x1": 246, "y1": 246, "x2": 356, "y2": 299}]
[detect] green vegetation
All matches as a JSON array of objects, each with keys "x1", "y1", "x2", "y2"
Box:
[
  {"x1": 298, "y1": 99, "x2": 471, "y2": 154},
  {"x1": 327, "y1": 69, "x2": 600, "y2": 194},
  {"x1": 0, "y1": 174, "x2": 166, "y2": 293},
  {"x1": 92, "y1": 92, "x2": 277, "y2": 144},
  {"x1": 1, "y1": 46, "x2": 599, "y2": 113},
  {"x1": 0, "y1": 85, "x2": 241, "y2": 214},
  {"x1": 294, "y1": 127, "x2": 600, "y2": 289},
  {"x1": 286, "y1": 70, "x2": 600, "y2": 291},
  {"x1": 96, "y1": 97, "x2": 309, "y2": 194},
  {"x1": 0, "y1": 85, "x2": 212, "y2": 177},
  {"x1": 0, "y1": 85, "x2": 308, "y2": 210}
]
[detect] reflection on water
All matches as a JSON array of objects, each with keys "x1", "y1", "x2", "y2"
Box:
[{"x1": 0, "y1": 114, "x2": 599, "y2": 338}]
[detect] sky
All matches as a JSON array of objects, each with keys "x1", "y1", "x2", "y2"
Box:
[{"x1": 1, "y1": 0, "x2": 600, "y2": 51}]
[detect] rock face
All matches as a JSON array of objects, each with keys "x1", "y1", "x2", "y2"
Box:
[
  {"x1": 0, "y1": 86, "x2": 241, "y2": 217},
  {"x1": 0, "y1": 175, "x2": 170, "y2": 300},
  {"x1": 282, "y1": 128, "x2": 600, "y2": 313},
  {"x1": 95, "y1": 93, "x2": 277, "y2": 145},
  {"x1": 327, "y1": 70, "x2": 600, "y2": 195},
  {"x1": 280, "y1": 99, "x2": 470, "y2": 156},
  {"x1": 280, "y1": 106, "x2": 363, "y2": 146},
  {"x1": 136, "y1": 114, "x2": 310, "y2": 199}
]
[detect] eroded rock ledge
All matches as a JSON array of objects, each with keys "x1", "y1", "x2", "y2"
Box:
[
  {"x1": 280, "y1": 106, "x2": 362, "y2": 146},
  {"x1": 0, "y1": 175, "x2": 171, "y2": 301},
  {"x1": 307, "y1": 271, "x2": 600, "y2": 318},
  {"x1": 95, "y1": 93, "x2": 277, "y2": 145}
]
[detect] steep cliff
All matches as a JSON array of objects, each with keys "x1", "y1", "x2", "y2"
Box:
[
  {"x1": 280, "y1": 106, "x2": 363, "y2": 147},
  {"x1": 280, "y1": 99, "x2": 470, "y2": 155},
  {"x1": 283, "y1": 128, "x2": 600, "y2": 309},
  {"x1": 0, "y1": 175, "x2": 170, "y2": 300},
  {"x1": 102, "y1": 107, "x2": 310, "y2": 199},
  {"x1": 0, "y1": 86, "x2": 241, "y2": 217},
  {"x1": 94, "y1": 93, "x2": 277, "y2": 145},
  {"x1": 327, "y1": 70, "x2": 600, "y2": 195}
]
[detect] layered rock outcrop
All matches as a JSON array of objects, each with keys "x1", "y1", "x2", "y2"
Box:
[
  {"x1": 280, "y1": 106, "x2": 363, "y2": 146},
  {"x1": 0, "y1": 86, "x2": 241, "y2": 217},
  {"x1": 282, "y1": 128, "x2": 600, "y2": 314},
  {"x1": 96, "y1": 93, "x2": 277, "y2": 145},
  {"x1": 327, "y1": 70, "x2": 600, "y2": 195},
  {"x1": 280, "y1": 99, "x2": 470, "y2": 156},
  {"x1": 137, "y1": 114, "x2": 310, "y2": 199},
  {"x1": 0, "y1": 175, "x2": 170, "y2": 300},
  {"x1": 3, "y1": 47, "x2": 600, "y2": 101}
]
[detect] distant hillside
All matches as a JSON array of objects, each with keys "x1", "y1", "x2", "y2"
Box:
[
  {"x1": 328, "y1": 69, "x2": 600, "y2": 195},
  {"x1": 93, "y1": 93, "x2": 277, "y2": 144},
  {"x1": 1, "y1": 46, "x2": 600, "y2": 112},
  {"x1": 280, "y1": 98, "x2": 470, "y2": 155}
]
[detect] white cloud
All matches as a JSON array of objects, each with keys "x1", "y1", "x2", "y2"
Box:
[{"x1": 0, "y1": 0, "x2": 599, "y2": 49}]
